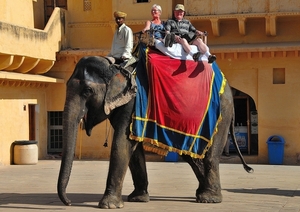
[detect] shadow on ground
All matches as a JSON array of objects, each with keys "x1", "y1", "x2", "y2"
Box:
[
  {"x1": 0, "y1": 192, "x2": 197, "y2": 209},
  {"x1": 225, "y1": 188, "x2": 300, "y2": 197},
  {"x1": 0, "y1": 193, "x2": 100, "y2": 209},
  {"x1": 1, "y1": 188, "x2": 299, "y2": 210}
]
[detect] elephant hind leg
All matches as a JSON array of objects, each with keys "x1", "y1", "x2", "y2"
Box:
[
  {"x1": 128, "y1": 142, "x2": 150, "y2": 202},
  {"x1": 181, "y1": 154, "x2": 222, "y2": 203},
  {"x1": 195, "y1": 166, "x2": 223, "y2": 203}
]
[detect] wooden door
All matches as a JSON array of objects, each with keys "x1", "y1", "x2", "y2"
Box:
[{"x1": 29, "y1": 104, "x2": 36, "y2": 140}]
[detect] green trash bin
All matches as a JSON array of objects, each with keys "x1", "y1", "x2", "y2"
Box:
[{"x1": 266, "y1": 135, "x2": 284, "y2": 165}]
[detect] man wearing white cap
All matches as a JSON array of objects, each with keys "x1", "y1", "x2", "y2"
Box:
[
  {"x1": 164, "y1": 4, "x2": 216, "y2": 63},
  {"x1": 108, "y1": 11, "x2": 133, "y2": 64}
]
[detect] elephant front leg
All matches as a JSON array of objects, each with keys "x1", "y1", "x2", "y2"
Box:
[
  {"x1": 128, "y1": 142, "x2": 149, "y2": 202},
  {"x1": 98, "y1": 137, "x2": 135, "y2": 209},
  {"x1": 98, "y1": 160, "x2": 127, "y2": 209}
]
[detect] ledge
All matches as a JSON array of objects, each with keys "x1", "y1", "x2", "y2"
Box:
[
  {"x1": 58, "y1": 48, "x2": 110, "y2": 56},
  {"x1": 56, "y1": 48, "x2": 110, "y2": 61},
  {"x1": 210, "y1": 42, "x2": 300, "y2": 59},
  {"x1": 57, "y1": 42, "x2": 300, "y2": 61},
  {"x1": 210, "y1": 41, "x2": 300, "y2": 52},
  {"x1": 0, "y1": 71, "x2": 64, "y2": 84}
]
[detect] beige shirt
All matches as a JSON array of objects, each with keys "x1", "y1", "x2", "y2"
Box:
[{"x1": 108, "y1": 23, "x2": 133, "y2": 59}]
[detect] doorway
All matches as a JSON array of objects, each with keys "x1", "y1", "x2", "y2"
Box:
[
  {"x1": 29, "y1": 104, "x2": 36, "y2": 140},
  {"x1": 229, "y1": 88, "x2": 258, "y2": 155}
]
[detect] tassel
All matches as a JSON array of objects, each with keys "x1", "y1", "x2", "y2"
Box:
[
  {"x1": 103, "y1": 119, "x2": 111, "y2": 148},
  {"x1": 103, "y1": 139, "x2": 108, "y2": 147}
]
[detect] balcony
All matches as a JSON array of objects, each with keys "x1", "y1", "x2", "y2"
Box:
[{"x1": 0, "y1": 8, "x2": 66, "y2": 83}]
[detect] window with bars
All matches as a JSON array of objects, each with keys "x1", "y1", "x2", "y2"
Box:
[
  {"x1": 83, "y1": 0, "x2": 92, "y2": 11},
  {"x1": 44, "y1": 0, "x2": 67, "y2": 24},
  {"x1": 48, "y1": 111, "x2": 63, "y2": 153},
  {"x1": 135, "y1": 0, "x2": 149, "y2": 3}
]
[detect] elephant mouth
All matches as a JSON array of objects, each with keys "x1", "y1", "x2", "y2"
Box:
[{"x1": 82, "y1": 114, "x2": 93, "y2": 136}]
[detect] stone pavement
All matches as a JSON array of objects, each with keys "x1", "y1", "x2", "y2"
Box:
[{"x1": 0, "y1": 160, "x2": 300, "y2": 212}]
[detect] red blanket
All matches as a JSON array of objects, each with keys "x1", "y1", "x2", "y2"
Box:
[
  {"x1": 130, "y1": 46, "x2": 225, "y2": 158},
  {"x1": 146, "y1": 50, "x2": 213, "y2": 135}
]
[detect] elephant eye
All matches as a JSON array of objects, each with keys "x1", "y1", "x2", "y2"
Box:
[{"x1": 82, "y1": 87, "x2": 94, "y2": 98}]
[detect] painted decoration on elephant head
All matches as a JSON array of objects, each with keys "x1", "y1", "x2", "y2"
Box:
[{"x1": 130, "y1": 46, "x2": 226, "y2": 159}]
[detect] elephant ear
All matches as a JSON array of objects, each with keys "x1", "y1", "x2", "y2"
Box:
[{"x1": 104, "y1": 65, "x2": 137, "y2": 115}]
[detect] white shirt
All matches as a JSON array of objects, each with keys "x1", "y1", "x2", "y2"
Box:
[{"x1": 108, "y1": 24, "x2": 133, "y2": 59}]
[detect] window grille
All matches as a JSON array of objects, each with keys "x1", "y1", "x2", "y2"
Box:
[
  {"x1": 48, "y1": 111, "x2": 63, "y2": 153},
  {"x1": 44, "y1": 0, "x2": 67, "y2": 24},
  {"x1": 84, "y1": 0, "x2": 92, "y2": 11}
]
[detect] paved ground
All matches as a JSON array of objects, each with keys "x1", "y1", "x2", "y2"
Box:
[{"x1": 1, "y1": 159, "x2": 300, "y2": 212}]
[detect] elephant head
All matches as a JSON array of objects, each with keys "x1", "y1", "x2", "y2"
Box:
[{"x1": 57, "y1": 56, "x2": 136, "y2": 205}]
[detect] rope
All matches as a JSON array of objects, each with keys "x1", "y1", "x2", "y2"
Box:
[{"x1": 103, "y1": 119, "x2": 111, "y2": 147}]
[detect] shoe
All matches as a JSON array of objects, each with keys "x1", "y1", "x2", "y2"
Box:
[
  {"x1": 192, "y1": 52, "x2": 201, "y2": 62},
  {"x1": 169, "y1": 33, "x2": 175, "y2": 47},
  {"x1": 164, "y1": 34, "x2": 171, "y2": 47},
  {"x1": 208, "y1": 54, "x2": 217, "y2": 63}
]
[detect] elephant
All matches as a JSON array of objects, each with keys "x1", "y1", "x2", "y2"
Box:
[{"x1": 57, "y1": 51, "x2": 253, "y2": 209}]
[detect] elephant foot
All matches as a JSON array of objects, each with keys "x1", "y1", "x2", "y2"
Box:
[
  {"x1": 128, "y1": 189, "x2": 150, "y2": 202},
  {"x1": 98, "y1": 195, "x2": 124, "y2": 209},
  {"x1": 196, "y1": 190, "x2": 222, "y2": 203}
]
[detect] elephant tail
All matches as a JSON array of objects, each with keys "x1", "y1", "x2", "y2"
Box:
[{"x1": 229, "y1": 118, "x2": 254, "y2": 173}]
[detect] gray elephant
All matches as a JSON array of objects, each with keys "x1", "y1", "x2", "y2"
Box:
[{"x1": 57, "y1": 52, "x2": 253, "y2": 209}]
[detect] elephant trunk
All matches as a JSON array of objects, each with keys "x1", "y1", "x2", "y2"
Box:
[{"x1": 57, "y1": 90, "x2": 84, "y2": 206}]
